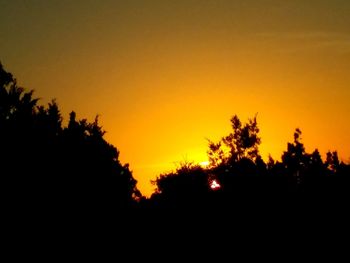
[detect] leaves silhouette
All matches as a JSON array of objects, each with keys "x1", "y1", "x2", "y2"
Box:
[{"x1": 1, "y1": 61, "x2": 349, "y2": 220}]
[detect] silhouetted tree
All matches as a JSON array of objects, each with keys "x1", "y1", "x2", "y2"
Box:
[
  {"x1": 207, "y1": 115, "x2": 261, "y2": 169},
  {"x1": 205, "y1": 115, "x2": 266, "y2": 205},
  {"x1": 2, "y1": 60, "x2": 350, "y2": 220},
  {"x1": 0, "y1": 62, "x2": 140, "y2": 215},
  {"x1": 281, "y1": 128, "x2": 308, "y2": 186},
  {"x1": 326, "y1": 151, "x2": 340, "y2": 173},
  {"x1": 149, "y1": 161, "x2": 215, "y2": 210},
  {"x1": 207, "y1": 140, "x2": 225, "y2": 167}
]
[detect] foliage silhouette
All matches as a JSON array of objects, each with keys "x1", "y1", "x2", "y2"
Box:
[
  {"x1": 149, "y1": 161, "x2": 213, "y2": 210},
  {"x1": 0, "y1": 62, "x2": 140, "y2": 217},
  {"x1": 149, "y1": 115, "x2": 350, "y2": 215},
  {"x1": 207, "y1": 114, "x2": 261, "y2": 167},
  {"x1": 1, "y1": 61, "x2": 350, "y2": 221}
]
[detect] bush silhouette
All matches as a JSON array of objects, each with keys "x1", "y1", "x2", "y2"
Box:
[
  {"x1": 0, "y1": 62, "x2": 140, "y2": 216},
  {"x1": 1, "y1": 61, "x2": 349, "y2": 219},
  {"x1": 149, "y1": 115, "x2": 350, "y2": 214}
]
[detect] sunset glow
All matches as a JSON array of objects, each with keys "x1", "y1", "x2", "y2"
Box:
[
  {"x1": 199, "y1": 161, "x2": 210, "y2": 168},
  {"x1": 1, "y1": 1, "x2": 349, "y2": 197}
]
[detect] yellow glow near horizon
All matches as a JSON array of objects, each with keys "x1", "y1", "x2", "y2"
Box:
[{"x1": 199, "y1": 161, "x2": 210, "y2": 168}]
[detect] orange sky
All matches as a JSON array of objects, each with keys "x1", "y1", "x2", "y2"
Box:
[{"x1": 1, "y1": 0, "x2": 349, "y2": 196}]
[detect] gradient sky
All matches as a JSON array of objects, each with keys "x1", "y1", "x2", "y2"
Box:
[{"x1": 1, "y1": 0, "x2": 350, "y2": 196}]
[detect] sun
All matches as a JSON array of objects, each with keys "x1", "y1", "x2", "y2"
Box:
[
  {"x1": 199, "y1": 161, "x2": 209, "y2": 168},
  {"x1": 210, "y1": 179, "x2": 221, "y2": 190}
]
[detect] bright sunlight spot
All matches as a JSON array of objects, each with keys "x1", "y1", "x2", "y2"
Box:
[
  {"x1": 210, "y1": 179, "x2": 221, "y2": 190},
  {"x1": 199, "y1": 161, "x2": 209, "y2": 168}
]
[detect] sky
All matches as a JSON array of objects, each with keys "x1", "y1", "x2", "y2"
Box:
[{"x1": 1, "y1": 0, "x2": 350, "y2": 196}]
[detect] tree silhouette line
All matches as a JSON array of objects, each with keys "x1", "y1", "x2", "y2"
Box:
[
  {"x1": 1, "y1": 62, "x2": 349, "y2": 217},
  {"x1": 1, "y1": 63, "x2": 140, "y2": 217}
]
